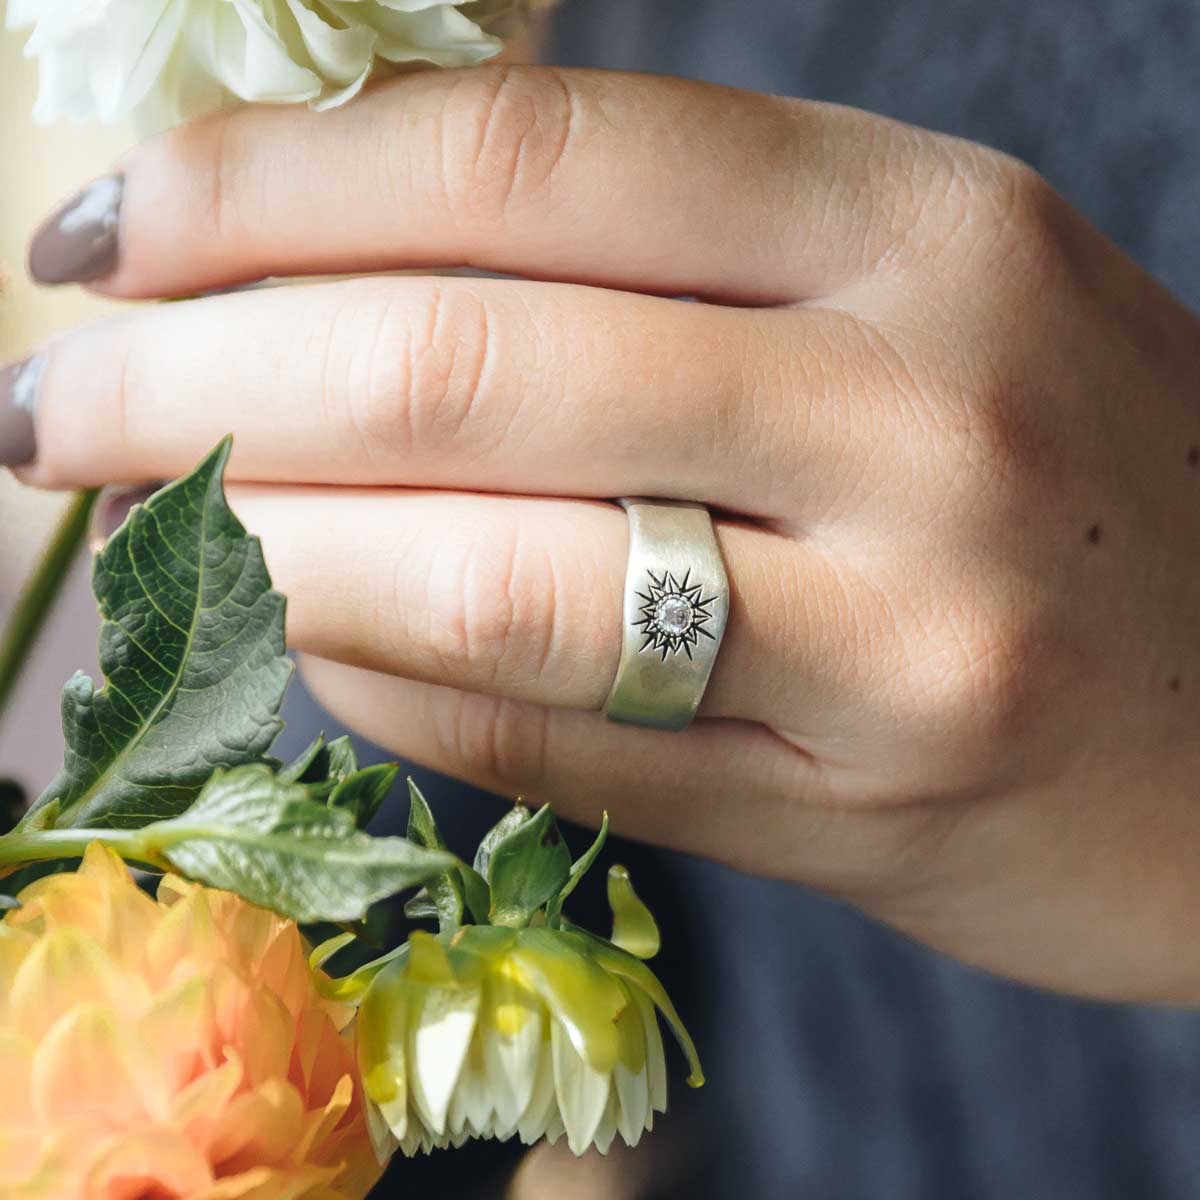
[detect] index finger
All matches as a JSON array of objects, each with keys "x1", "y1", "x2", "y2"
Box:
[{"x1": 32, "y1": 66, "x2": 939, "y2": 305}]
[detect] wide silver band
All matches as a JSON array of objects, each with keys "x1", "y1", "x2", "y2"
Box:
[{"x1": 603, "y1": 498, "x2": 730, "y2": 731}]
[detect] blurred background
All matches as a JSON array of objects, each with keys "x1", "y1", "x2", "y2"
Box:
[
  {"x1": 0, "y1": 33, "x2": 124, "y2": 789},
  {"x1": 6, "y1": 2, "x2": 1200, "y2": 1198}
]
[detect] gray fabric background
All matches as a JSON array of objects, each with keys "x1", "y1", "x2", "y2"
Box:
[{"x1": 301, "y1": 2, "x2": 1200, "y2": 1196}]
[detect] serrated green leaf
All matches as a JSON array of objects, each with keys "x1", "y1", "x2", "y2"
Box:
[
  {"x1": 607, "y1": 865, "x2": 660, "y2": 959},
  {"x1": 24, "y1": 440, "x2": 292, "y2": 832},
  {"x1": 146, "y1": 765, "x2": 456, "y2": 924},
  {"x1": 545, "y1": 812, "x2": 609, "y2": 929},
  {"x1": 488, "y1": 804, "x2": 572, "y2": 928},
  {"x1": 406, "y1": 779, "x2": 463, "y2": 931},
  {"x1": 278, "y1": 735, "x2": 326, "y2": 783},
  {"x1": 330, "y1": 764, "x2": 397, "y2": 829},
  {"x1": 474, "y1": 804, "x2": 529, "y2": 880}
]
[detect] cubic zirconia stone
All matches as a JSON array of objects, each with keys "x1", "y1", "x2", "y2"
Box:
[{"x1": 656, "y1": 595, "x2": 694, "y2": 636}]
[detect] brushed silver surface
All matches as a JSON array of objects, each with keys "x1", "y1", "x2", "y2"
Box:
[{"x1": 603, "y1": 498, "x2": 729, "y2": 731}]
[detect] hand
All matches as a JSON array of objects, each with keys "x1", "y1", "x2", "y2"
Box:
[{"x1": 9, "y1": 66, "x2": 1200, "y2": 1002}]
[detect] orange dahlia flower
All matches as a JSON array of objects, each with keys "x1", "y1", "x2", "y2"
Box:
[{"x1": 0, "y1": 843, "x2": 383, "y2": 1199}]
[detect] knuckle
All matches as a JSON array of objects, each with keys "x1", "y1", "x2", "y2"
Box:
[
  {"x1": 951, "y1": 150, "x2": 1079, "y2": 285},
  {"x1": 427, "y1": 522, "x2": 559, "y2": 692},
  {"x1": 942, "y1": 362, "x2": 1067, "y2": 526},
  {"x1": 172, "y1": 111, "x2": 255, "y2": 244},
  {"x1": 435, "y1": 690, "x2": 549, "y2": 795},
  {"x1": 439, "y1": 65, "x2": 578, "y2": 225},
  {"x1": 342, "y1": 283, "x2": 496, "y2": 460},
  {"x1": 904, "y1": 595, "x2": 1046, "y2": 780}
]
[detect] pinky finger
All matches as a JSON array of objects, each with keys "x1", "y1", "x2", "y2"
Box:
[{"x1": 300, "y1": 657, "x2": 919, "y2": 894}]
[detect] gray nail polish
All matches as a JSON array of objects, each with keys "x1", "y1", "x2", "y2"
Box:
[
  {"x1": 0, "y1": 355, "x2": 46, "y2": 467},
  {"x1": 28, "y1": 174, "x2": 124, "y2": 285}
]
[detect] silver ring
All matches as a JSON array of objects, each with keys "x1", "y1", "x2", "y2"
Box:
[{"x1": 603, "y1": 498, "x2": 730, "y2": 731}]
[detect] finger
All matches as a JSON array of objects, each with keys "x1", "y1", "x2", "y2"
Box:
[
  {"x1": 20, "y1": 276, "x2": 894, "y2": 523},
  {"x1": 300, "y1": 658, "x2": 932, "y2": 896},
  {"x1": 222, "y1": 486, "x2": 880, "y2": 735},
  {"x1": 43, "y1": 66, "x2": 940, "y2": 304}
]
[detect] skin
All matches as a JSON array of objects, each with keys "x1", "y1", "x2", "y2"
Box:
[{"x1": 12, "y1": 65, "x2": 1200, "y2": 1003}]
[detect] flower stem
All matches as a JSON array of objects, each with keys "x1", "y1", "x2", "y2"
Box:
[
  {"x1": 0, "y1": 827, "x2": 134, "y2": 867},
  {"x1": 0, "y1": 489, "x2": 98, "y2": 727}
]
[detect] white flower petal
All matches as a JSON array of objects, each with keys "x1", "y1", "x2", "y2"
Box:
[
  {"x1": 447, "y1": 1043, "x2": 495, "y2": 1138},
  {"x1": 592, "y1": 1088, "x2": 621, "y2": 1156},
  {"x1": 633, "y1": 987, "x2": 668, "y2": 1116},
  {"x1": 551, "y1": 1018, "x2": 611, "y2": 1156},
  {"x1": 411, "y1": 984, "x2": 481, "y2": 1136},
  {"x1": 543, "y1": 1106, "x2": 565, "y2": 1146},
  {"x1": 88, "y1": 0, "x2": 186, "y2": 122},
  {"x1": 516, "y1": 1036, "x2": 558, "y2": 1146},
  {"x1": 285, "y1": 0, "x2": 378, "y2": 83},
  {"x1": 481, "y1": 986, "x2": 544, "y2": 1136},
  {"x1": 613, "y1": 1060, "x2": 651, "y2": 1147}
]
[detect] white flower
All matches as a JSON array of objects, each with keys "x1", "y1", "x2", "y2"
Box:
[
  {"x1": 5, "y1": 0, "x2": 536, "y2": 132},
  {"x1": 356, "y1": 926, "x2": 704, "y2": 1158}
]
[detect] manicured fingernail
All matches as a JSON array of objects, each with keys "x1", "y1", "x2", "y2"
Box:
[
  {"x1": 0, "y1": 355, "x2": 45, "y2": 467},
  {"x1": 28, "y1": 174, "x2": 124, "y2": 285}
]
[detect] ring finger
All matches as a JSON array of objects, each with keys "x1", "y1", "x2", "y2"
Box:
[{"x1": 225, "y1": 485, "x2": 890, "y2": 735}]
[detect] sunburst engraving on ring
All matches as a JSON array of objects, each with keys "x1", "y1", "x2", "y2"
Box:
[{"x1": 634, "y1": 569, "x2": 719, "y2": 660}]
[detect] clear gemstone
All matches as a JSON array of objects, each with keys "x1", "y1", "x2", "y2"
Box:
[{"x1": 655, "y1": 596, "x2": 694, "y2": 636}]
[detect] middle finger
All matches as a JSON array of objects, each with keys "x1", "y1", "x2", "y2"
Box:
[{"x1": 21, "y1": 276, "x2": 890, "y2": 523}]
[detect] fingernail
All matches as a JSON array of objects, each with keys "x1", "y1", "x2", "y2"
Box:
[
  {"x1": 0, "y1": 355, "x2": 46, "y2": 467},
  {"x1": 28, "y1": 174, "x2": 124, "y2": 285}
]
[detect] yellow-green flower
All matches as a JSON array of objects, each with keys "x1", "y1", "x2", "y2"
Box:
[{"x1": 357, "y1": 906, "x2": 703, "y2": 1158}]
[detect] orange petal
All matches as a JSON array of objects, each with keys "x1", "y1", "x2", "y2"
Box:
[
  {"x1": 0, "y1": 1031, "x2": 34, "y2": 1120},
  {"x1": 194, "y1": 1164, "x2": 341, "y2": 1200},
  {"x1": 83, "y1": 1129, "x2": 213, "y2": 1199},
  {"x1": 170, "y1": 1054, "x2": 244, "y2": 1156},
  {"x1": 209, "y1": 1078, "x2": 306, "y2": 1172},
  {"x1": 140, "y1": 975, "x2": 220, "y2": 1091},
  {"x1": 32, "y1": 1005, "x2": 165, "y2": 1128},
  {"x1": 10, "y1": 926, "x2": 142, "y2": 1042}
]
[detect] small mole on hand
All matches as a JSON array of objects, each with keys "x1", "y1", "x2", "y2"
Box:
[
  {"x1": 1168, "y1": 677, "x2": 1182, "y2": 693},
  {"x1": 1086, "y1": 524, "x2": 1103, "y2": 546},
  {"x1": 1189, "y1": 447, "x2": 1200, "y2": 469}
]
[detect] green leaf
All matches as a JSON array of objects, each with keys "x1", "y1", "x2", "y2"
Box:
[
  {"x1": 321, "y1": 736, "x2": 359, "y2": 784},
  {"x1": 488, "y1": 804, "x2": 572, "y2": 928},
  {"x1": 278, "y1": 735, "x2": 326, "y2": 783},
  {"x1": 458, "y1": 864, "x2": 492, "y2": 925},
  {"x1": 146, "y1": 765, "x2": 456, "y2": 924},
  {"x1": 330, "y1": 764, "x2": 397, "y2": 829},
  {"x1": 607, "y1": 865, "x2": 661, "y2": 959},
  {"x1": 545, "y1": 812, "x2": 608, "y2": 929},
  {"x1": 474, "y1": 804, "x2": 529, "y2": 880},
  {"x1": 24, "y1": 440, "x2": 292, "y2": 832},
  {"x1": 403, "y1": 888, "x2": 440, "y2": 921},
  {"x1": 406, "y1": 780, "x2": 463, "y2": 931}
]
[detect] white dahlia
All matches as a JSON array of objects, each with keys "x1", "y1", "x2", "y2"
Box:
[
  {"x1": 357, "y1": 924, "x2": 704, "y2": 1158},
  {"x1": 5, "y1": 0, "x2": 538, "y2": 132}
]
